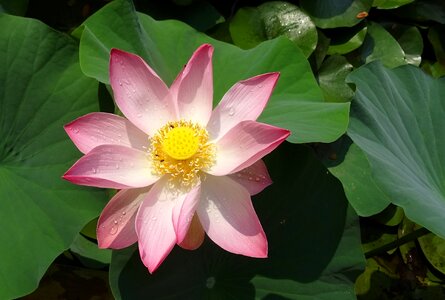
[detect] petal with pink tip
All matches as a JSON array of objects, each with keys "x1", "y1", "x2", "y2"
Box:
[
  {"x1": 229, "y1": 160, "x2": 272, "y2": 195},
  {"x1": 64, "y1": 112, "x2": 148, "y2": 154},
  {"x1": 97, "y1": 186, "x2": 151, "y2": 249},
  {"x1": 136, "y1": 176, "x2": 182, "y2": 273},
  {"x1": 172, "y1": 183, "x2": 201, "y2": 244},
  {"x1": 178, "y1": 214, "x2": 205, "y2": 250},
  {"x1": 207, "y1": 73, "x2": 279, "y2": 141},
  {"x1": 63, "y1": 145, "x2": 159, "y2": 189},
  {"x1": 197, "y1": 175, "x2": 267, "y2": 258},
  {"x1": 170, "y1": 44, "x2": 213, "y2": 126},
  {"x1": 208, "y1": 121, "x2": 290, "y2": 176},
  {"x1": 110, "y1": 49, "x2": 176, "y2": 135}
]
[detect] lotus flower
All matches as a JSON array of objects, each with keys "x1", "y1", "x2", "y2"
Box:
[{"x1": 63, "y1": 44, "x2": 290, "y2": 273}]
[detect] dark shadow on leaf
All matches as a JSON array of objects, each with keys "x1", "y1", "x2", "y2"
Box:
[{"x1": 111, "y1": 143, "x2": 353, "y2": 299}]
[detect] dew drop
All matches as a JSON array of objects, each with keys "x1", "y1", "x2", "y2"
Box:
[
  {"x1": 73, "y1": 128, "x2": 79, "y2": 134},
  {"x1": 237, "y1": 173, "x2": 242, "y2": 178},
  {"x1": 255, "y1": 177, "x2": 260, "y2": 182},
  {"x1": 137, "y1": 113, "x2": 142, "y2": 118},
  {"x1": 118, "y1": 80, "x2": 123, "y2": 86},
  {"x1": 228, "y1": 107, "x2": 235, "y2": 116},
  {"x1": 115, "y1": 164, "x2": 120, "y2": 169},
  {"x1": 258, "y1": 84, "x2": 263, "y2": 88},
  {"x1": 122, "y1": 211, "x2": 126, "y2": 215},
  {"x1": 110, "y1": 225, "x2": 118, "y2": 235},
  {"x1": 152, "y1": 216, "x2": 157, "y2": 221},
  {"x1": 248, "y1": 177, "x2": 253, "y2": 181},
  {"x1": 114, "y1": 220, "x2": 118, "y2": 225},
  {"x1": 92, "y1": 168, "x2": 97, "y2": 174}
]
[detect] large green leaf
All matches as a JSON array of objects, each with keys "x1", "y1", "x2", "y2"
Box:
[
  {"x1": 392, "y1": 25, "x2": 423, "y2": 66},
  {"x1": 300, "y1": 0, "x2": 372, "y2": 29},
  {"x1": 348, "y1": 61, "x2": 445, "y2": 238},
  {"x1": 327, "y1": 26, "x2": 367, "y2": 55},
  {"x1": 318, "y1": 55, "x2": 354, "y2": 103},
  {"x1": 78, "y1": 0, "x2": 349, "y2": 144},
  {"x1": 229, "y1": 7, "x2": 266, "y2": 50},
  {"x1": 109, "y1": 143, "x2": 365, "y2": 299},
  {"x1": 0, "y1": 14, "x2": 107, "y2": 298},
  {"x1": 321, "y1": 137, "x2": 391, "y2": 216},
  {"x1": 257, "y1": 1, "x2": 318, "y2": 58},
  {"x1": 361, "y1": 22, "x2": 406, "y2": 68}
]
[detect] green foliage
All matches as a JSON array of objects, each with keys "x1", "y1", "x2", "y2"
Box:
[
  {"x1": 0, "y1": 14, "x2": 107, "y2": 299},
  {"x1": 2, "y1": 0, "x2": 445, "y2": 298},
  {"x1": 348, "y1": 62, "x2": 445, "y2": 238}
]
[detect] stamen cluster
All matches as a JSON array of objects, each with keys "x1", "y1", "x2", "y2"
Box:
[{"x1": 150, "y1": 120, "x2": 215, "y2": 187}]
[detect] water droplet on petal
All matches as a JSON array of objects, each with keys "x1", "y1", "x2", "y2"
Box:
[
  {"x1": 228, "y1": 107, "x2": 235, "y2": 116},
  {"x1": 114, "y1": 220, "x2": 118, "y2": 225},
  {"x1": 115, "y1": 164, "x2": 120, "y2": 169},
  {"x1": 92, "y1": 168, "x2": 97, "y2": 174},
  {"x1": 152, "y1": 216, "x2": 157, "y2": 221},
  {"x1": 118, "y1": 80, "x2": 123, "y2": 86},
  {"x1": 122, "y1": 211, "x2": 126, "y2": 215},
  {"x1": 110, "y1": 225, "x2": 118, "y2": 235},
  {"x1": 73, "y1": 128, "x2": 79, "y2": 134},
  {"x1": 137, "y1": 113, "x2": 142, "y2": 118},
  {"x1": 255, "y1": 177, "x2": 260, "y2": 182},
  {"x1": 248, "y1": 177, "x2": 253, "y2": 181}
]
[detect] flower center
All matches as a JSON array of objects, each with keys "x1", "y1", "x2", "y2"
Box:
[
  {"x1": 150, "y1": 120, "x2": 215, "y2": 187},
  {"x1": 162, "y1": 127, "x2": 199, "y2": 160}
]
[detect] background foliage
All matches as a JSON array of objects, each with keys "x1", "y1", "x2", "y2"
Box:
[{"x1": 0, "y1": 0, "x2": 444, "y2": 299}]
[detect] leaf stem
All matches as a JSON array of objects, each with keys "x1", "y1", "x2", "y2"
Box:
[{"x1": 365, "y1": 227, "x2": 430, "y2": 258}]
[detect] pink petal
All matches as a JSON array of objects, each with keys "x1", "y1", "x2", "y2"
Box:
[
  {"x1": 136, "y1": 176, "x2": 184, "y2": 273},
  {"x1": 170, "y1": 44, "x2": 213, "y2": 126},
  {"x1": 97, "y1": 186, "x2": 151, "y2": 249},
  {"x1": 229, "y1": 160, "x2": 272, "y2": 195},
  {"x1": 172, "y1": 183, "x2": 201, "y2": 244},
  {"x1": 208, "y1": 121, "x2": 290, "y2": 176},
  {"x1": 63, "y1": 145, "x2": 159, "y2": 189},
  {"x1": 64, "y1": 112, "x2": 148, "y2": 154},
  {"x1": 197, "y1": 175, "x2": 267, "y2": 258},
  {"x1": 109, "y1": 49, "x2": 176, "y2": 136},
  {"x1": 178, "y1": 214, "x2": 205, "y2": 250},
  {"x1": 207, "y1": 73, "x2": 279, "y2": 141}
]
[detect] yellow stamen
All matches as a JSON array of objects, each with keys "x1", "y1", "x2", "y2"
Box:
[
  {"x1": 162, "y1": 127, "x2": 199, "y2": 160},
  {"x1": 150, "y1": 120, "x2": 215, "y2": 188}
]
